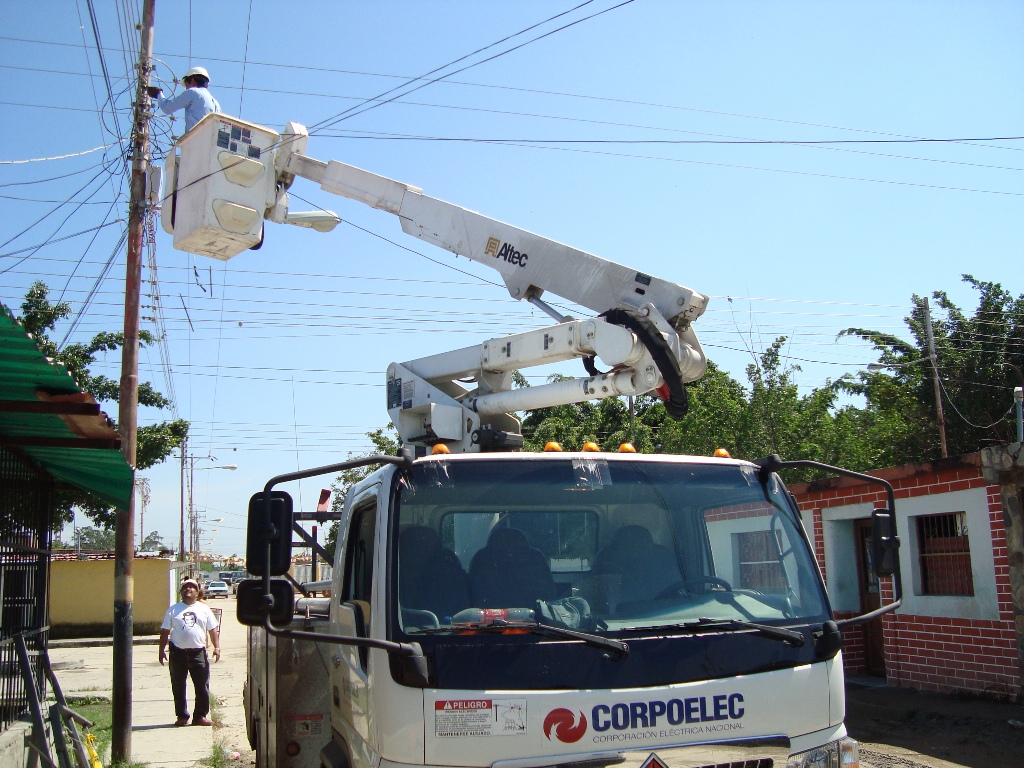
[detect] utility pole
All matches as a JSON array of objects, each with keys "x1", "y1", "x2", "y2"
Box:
[
  {"x1": 922, "y1": 297, "x2": 948, "y2": 459},
  {"x1": 180, "y1": 439, "x2": 187, "y2": 561},
  {"x1": 112, "y1": 1, "x2": 155, "y2": 761},
  {"x1": 136, "y1": 477, "x2": 151, "y2": 549}
]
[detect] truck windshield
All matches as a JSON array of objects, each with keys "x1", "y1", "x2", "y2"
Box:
[{"x1": 393, "y1": 458, "x2": 827, "y2": 636}]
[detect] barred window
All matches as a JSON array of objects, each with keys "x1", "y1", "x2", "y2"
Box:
[
  {"x1": 917, "y1": 512, "x2": 974, "y2": 596},
  {"x1": 736, "y1": 530, "x2": 787, "y2": 593}
]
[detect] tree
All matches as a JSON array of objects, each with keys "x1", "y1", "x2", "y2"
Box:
[
  {"x1": 520, "y1": 344, "x2": 877, "y2": 480},
  {"x1": 17, "y1": 281, "x2": 189, "y2": 528},
  {"x1": 77, "y1": 526, "x2": 116, "y2": 550},
  {"x1": 140, "y1": 531, "x2": 168, "y2": 551},
  {"x1": 841, "y1": 275, "x2": 1024, "y2": 461},
  {"x1": 323, "y1": 426, "x2": 401, "y2": 561}
]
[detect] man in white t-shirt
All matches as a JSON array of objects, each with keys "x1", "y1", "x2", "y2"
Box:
[{"x1": 159, "y1": 579, "x2": 221, "y2": 726}]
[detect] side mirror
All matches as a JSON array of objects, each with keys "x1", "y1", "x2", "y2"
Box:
[
  {"x1": 236, "y1": 579, "x2": 294, "y2": 627},
  {"x1": 246, "y1": 491, "x2": 293, "y2": 576},
  {"x1": 871, "y1": 508, "x2": 900, "y2": 578}
]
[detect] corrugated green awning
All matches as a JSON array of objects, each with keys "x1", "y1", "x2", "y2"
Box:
[{"x1": 0, "y1": 304, "x2": 133, "y2": 509}]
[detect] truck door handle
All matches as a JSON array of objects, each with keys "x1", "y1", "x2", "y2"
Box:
[{"x1": 331, "y1": 654, "x2": 342, "y2": 668}]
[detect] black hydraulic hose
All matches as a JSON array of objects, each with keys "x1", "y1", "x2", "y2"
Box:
[{"x1": 600, "y1": 308, "x2": 689, "y2": 419}]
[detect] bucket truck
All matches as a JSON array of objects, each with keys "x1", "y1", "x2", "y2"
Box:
[{"x1": 159, "y1": 113, "x2": 901, "y2": 768}]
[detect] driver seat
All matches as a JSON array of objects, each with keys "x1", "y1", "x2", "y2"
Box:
[
  {"x1": 469, "y1": 527, "x2": 555, "y2": 609},
  {"x1": 398, "y1": 525, "x2": 469, "y2": 620}
]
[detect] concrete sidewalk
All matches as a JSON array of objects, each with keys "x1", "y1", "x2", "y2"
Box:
[{"x1": 48, "y1": 596, "x2": 247, "y2": 768}]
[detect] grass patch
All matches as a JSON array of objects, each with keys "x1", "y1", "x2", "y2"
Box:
[
  {"x1": 65, "y1": 696, "x2": 113, "y2": 764},
  {"x1": 199, "y1": 738, "x2": 230, "y2": 768},
  {"x1": 209, "y1": 695, "x2": 226, "y2": 729}
]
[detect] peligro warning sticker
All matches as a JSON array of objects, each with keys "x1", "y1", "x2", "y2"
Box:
[
  {"x1": 434, "y1": 699, "x2": 527, "y2": 737},
  {"x1": 283, "y1": 713, "x2": 324, "y2": 737}
]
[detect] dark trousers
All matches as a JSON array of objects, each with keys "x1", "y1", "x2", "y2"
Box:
[{"x1": 168, "y1": 644, "x2": 210, "y2": 720}]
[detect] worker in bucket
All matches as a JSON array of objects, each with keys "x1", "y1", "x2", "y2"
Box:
[{"x1": 148, "y1": 66, "x2": 221, "y2": 132}]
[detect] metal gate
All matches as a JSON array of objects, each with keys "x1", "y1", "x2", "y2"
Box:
[{"x1": 0, "y1": 447, "x2": 53, "y2": 733}]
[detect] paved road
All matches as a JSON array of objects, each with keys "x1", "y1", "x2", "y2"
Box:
[{"x1": 49, "y1": 594, "x2": 251, "y2": 768}]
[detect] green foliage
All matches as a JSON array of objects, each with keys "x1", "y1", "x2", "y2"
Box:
[
  {"x1": 840, "y1": 275, "x2": 1024, "y2": 461},
  {"x1": 520, "y1": 350, "x2": 875, "y2": 482},
  {"x1": 75, "y1": 526, "x2": 116, "y2": 550},
  {"x1": 64, "y1": 696, "x2": 113, "y2": 765},
  {"x1": 200, "y1": 740, "x2": 230, "y2": 768},
  {"x1": 17, "y1": 281, "x2": 189, "y2": 529},
  {"x1": 522, "y1": 275, "x2": 1023, "y2": 475},
  {"x1": 140, "y1": 531, "x2": 168, "y2": 550},
  {"x1": 323, "y1": 426, "x2": 401, "y2": 560}
]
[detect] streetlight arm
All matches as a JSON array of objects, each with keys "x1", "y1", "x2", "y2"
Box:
[{"x1": 865, "y1": 357, "x2": 930, "y2": 373}]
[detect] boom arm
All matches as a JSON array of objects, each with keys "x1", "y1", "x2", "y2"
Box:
[
  {"x1": 165, "y1": 116, "x2": 710, "y2": 452},
  {"x1": 275, "y1": 125, "x2": 707, "y2": 328}
]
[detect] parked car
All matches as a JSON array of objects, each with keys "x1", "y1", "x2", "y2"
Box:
[{"x1": 205, "y1": 581, "x2": 230, "y2": 599}]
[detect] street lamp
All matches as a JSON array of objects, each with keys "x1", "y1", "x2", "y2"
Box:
[
  {"x1": 866, "y1": 355, "x2": 948, "y2": 458},
  {"x1": 866, "y1": 357, "x2": 929, "y2": 373},
  {"x1": 180, "y1": 449, "x2": 238, "y2": 567}
]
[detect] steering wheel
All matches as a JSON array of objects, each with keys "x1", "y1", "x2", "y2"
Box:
[
  {"x1": 654, "y1": 581, "x2": 689, "y2": 600},
  {"x1": 686, "y1": 576, "x2": 733, "y2": 593}
]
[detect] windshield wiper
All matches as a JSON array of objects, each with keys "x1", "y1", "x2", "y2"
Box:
[
  {"x1": 622, "y1": 617, "x2": 805, "y2": 647},
  {"x1": 416, "y1": 620, "x2": 629, "y2": 659}
]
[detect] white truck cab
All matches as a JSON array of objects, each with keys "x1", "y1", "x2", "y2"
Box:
[{"x1": 262, "y1": 450, "x2": 874, "y2": 768}]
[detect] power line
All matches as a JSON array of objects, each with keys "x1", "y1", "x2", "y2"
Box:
[
  {"x1": 150, "y1": 3, "x2": 628, "y2": 205},
  {"x1": 312, "y1": 127, "x2": 1024, "y2": 173},
  {"x1": 13, "y1": 62, "x2": 1024, "y2": 172},
  {"x1": 0, "y1": 142, "x2": 120, "y2": 165},
  {"x1": 83, "y1": 0, "x2": 128, "y2": 148},
  {"x1": 936, "y1": 376, "x2": 1014, "y2": 430},
  {"x1": 0, "y1": 162, "x2": 113, "y2": 188},
  {"x1": 0, "y1": 170, "x2": 120, "y2": 276},
  {"x1": 58, "y1": 226, "x2": 128, "y2": 344},
  {"x1": 307, "y1": 1, "x2": 604, "y2": 133},
  {"x1": 238, "y1": 0, "x2": 255, "y2": 117},
  {"x1": 0, "y1": 221, "x2": 124, "y2": 261},
  {"x1": 0, "y1": 195, "x2": 121, "y2": 205},
  {"x1": 58, "y1": 170, "x2": 127, "y2": 302},
  {"x1": 4, "y1": 34, "x2": 1022, "y2": 157},
  {"x1": 0, "y1": 99, "x2": 129, "y2": 115},
  {"x1": 0, "y1": 163, "x2": 120, "y2": 250},
  {"x1": 314, "y1": 132, "x2": 1024, "y2": 148},
  {"x1": 459, "y1": 138, "x2": 1024, "y2": 197}
]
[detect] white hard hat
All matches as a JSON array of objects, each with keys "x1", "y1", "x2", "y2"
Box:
[{"x1": 182, "y1": 66, "x2": 210, "y2": 81}]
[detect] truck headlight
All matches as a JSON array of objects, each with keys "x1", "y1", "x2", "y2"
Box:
[{"x1": 787, "y1": 737, "x2": 859, "y2": 768}]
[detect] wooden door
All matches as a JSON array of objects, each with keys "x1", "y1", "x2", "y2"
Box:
[{"x1": 855, "y1": 519, "x2": 886, "y2": 676}]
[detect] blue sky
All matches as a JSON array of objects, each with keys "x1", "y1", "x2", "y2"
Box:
[{"x1": 1, "y1": 1, "x2": 1020, "y2": 556}]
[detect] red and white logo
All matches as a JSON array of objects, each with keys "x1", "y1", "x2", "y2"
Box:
[{"x1": 543, "y1": 709, "x2": 587, "y2": 743}]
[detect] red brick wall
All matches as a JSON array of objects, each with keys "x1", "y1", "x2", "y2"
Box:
[
  {"x1": 790, "y1": 455, "x2": 1021, "y2": 701},
  {"x1": 834, "y1": 610, "x2": 865, "y2": 675}
]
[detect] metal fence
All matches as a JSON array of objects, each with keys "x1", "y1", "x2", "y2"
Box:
[{"x1": 0, "y1": 447, "x2": 53, "y2": 733}]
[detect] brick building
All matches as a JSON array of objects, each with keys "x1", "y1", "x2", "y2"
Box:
[{"x1": 789, "y1": 452, "x2": 1021, "y2": 702}]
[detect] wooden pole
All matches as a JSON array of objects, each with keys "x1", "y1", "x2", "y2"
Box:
[
  {"x1": 922, "y1": 298, "x2": 948, "y2": 458},
  {"x1": 112, "y1": 0, "x2": 155, "y2": 760}
]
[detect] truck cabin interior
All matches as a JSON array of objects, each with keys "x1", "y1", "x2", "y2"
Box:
[{"x1": 391, "y1": 458, "x2": 828, "y2": 635}]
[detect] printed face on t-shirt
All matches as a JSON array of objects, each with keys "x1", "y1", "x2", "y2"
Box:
[{"x1": 181, "y1": 611, "x2": 198, "y2": 628}]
